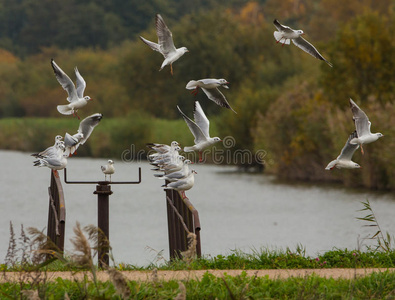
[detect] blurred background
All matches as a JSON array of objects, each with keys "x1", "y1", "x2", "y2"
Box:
[{"x1": 0, "y1": 0, "x2": 395, "y2": 189}]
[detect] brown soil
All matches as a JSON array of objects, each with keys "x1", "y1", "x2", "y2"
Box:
[{"x1": 2, "y1": 268, "x2": 395, "y2": 282}]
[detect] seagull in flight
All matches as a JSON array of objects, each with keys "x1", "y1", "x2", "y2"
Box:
[
  {"x1": 325, "y1": 131, "x2": 361, "y2": 170},
  {"x1": 273, "y1": 19, "x2": 333, "y2": 67},
  {"x1": 186, "y1": 78, "x2": 236, "y2": 113},
  {"x1": 177, "y1": 101, "x2": 221, "y2": 162},
  {"x1": 51, "y1": 59, "x2": 93, "y2": 119},
  {"x1": 140, "y1": 14, "x2": 189, "y2": 75},
  {"x1": 349, "y1": 98, "x2": 383, "y2": 154},
  {"x1": 64, "y1": 113, "x2": 103, "y2": 157}
]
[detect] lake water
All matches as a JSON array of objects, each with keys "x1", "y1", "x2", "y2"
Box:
[{"x1": 1, "y1": 150, "x2": 395, "y2": 266}]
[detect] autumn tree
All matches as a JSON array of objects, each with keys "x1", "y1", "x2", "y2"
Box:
[{"x1": 320, "y1": 11, "x2": 395, "y2": 105}]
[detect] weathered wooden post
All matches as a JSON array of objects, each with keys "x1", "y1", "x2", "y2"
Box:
[
  {"x1": 47, "y1": 170, "x2": 66, "y2": 254},
  {"x1": 165, "y1": 187, "x2": 201, "y2": 260}
]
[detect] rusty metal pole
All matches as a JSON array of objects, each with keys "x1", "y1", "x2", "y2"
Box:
[{"x1": 93, "y1": 182, "x2": 112, "y2": 268}]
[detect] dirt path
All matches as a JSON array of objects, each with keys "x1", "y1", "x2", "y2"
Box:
[{"x1": 2, "y1": 268, "x2": 395, "y2": 282}]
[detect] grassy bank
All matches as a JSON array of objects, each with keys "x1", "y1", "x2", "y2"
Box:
[
  {"x1": 3, "y1": 221, "x2": 395, "y2": 298},
  {"x1": 0, "y1": 116, "x2": 202, "y2": 160},
  {"x1": 2, "y1": 271, "x2": 395, "y2": 299}
]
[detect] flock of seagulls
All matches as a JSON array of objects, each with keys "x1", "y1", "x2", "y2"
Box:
[
  {"x1": 141, "y1": 14, "x2": 340, "y2": 197},
  {"x1": 32, "y1": 59, "x2": 111, "y2": 181},
  {"x1": 31, "y1": 14, "x2": 382, "y2": 193},
  {"x1": 147, "y1": 141, "x2": 197, "y2": 198},
  {"x1": 140, "y1": 15, "x2": 383, "y2": 195},
  {"x1": 325, "y1": 99, "x2": 383, "y2": 170}
]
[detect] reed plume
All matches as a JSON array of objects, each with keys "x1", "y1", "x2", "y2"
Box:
[
  {"x1": 107, "y1": 267, "x2": 131, "y2": 299},
  {"x1": 174, "y1": 282, "x2": 186, "y2": 300},
  {"x1": 181, "y1": 233, "x2": 197, "y2": 263}
]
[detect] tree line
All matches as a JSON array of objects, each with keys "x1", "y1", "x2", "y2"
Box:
[{"x1": 1, "y1": 0, "x2": 395, "y2": 188}]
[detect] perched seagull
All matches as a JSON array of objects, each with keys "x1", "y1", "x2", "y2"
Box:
[
  {"x1": 151, "y1": 155, "x2": 186, "y2": 173},
  {"x1": 177, "y1": 101, "x2": 221, "y2": 162},
  {"x1": 139, "y1": 14, "x2": 189, "y2": 75},
  {"x1": 349, "y1": 98, "x2": 383, "y2": 154},
  {"x1": 146, "y1": 141, "x2": 180, "y2": 154},
  {"x1": 101, "y1": 160, "x2": 115, "y2": 182},
  {"x1": 273, "y1": 19, "x2": 333, "y2": 67},
  {"x1": 325, "y1": 131, "x2": 361, "y2": 170},
  {"x1": 186, "y1": 79, "x2": 236, "y2": 113},
  {"x1": 33, "y1": 142, "x2": 67, "y2": 171},
  {"x1": 63, "y1": 113, "x2": 103, "y2": 157},
  {"x1": 162, "y1": 170, "x2": 197, "y2": 198},
  {"x1": 155, "y1": 159, "x2": 193, "y2": 182},
  {"x1": 31, "y1": 135, "x2": 63, "y2": 158},
  {"x1": 149, "y1": 145, "x2": 181, "y2": 161},
  {"x1": 51, "y1": 59, "x2": 93, "y2": 119}
]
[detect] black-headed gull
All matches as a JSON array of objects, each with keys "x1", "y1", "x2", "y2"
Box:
[
  {"x1": 152, "y1": 155, "x2": 185, "y2": 173},
  {"x1": 51, "y1": 59, "x2": 93, "y2": 119},
  {"x1": 162, "y1": 169, "x2": 197, "y2": 198},
  {"x1": 64, "y1": 113, "x2": 103, "y2": 157},
  {"x1": 155, "y1": 159, "x2": 193, "y2": 181},
  {"x1": 146, "y1": 141, "x2": 180, "y2": 154},
  {"x1": 33, "y1": 142, "x2": 67, "y2": 171},
  {"x1": 140, "y1": 14, "x2": 189, "y2": 75},
  {"x1": 177, "y1": 101, "x2": 221, "y2": 162},
  {"x1": 186, "y1": 79, "x2": 236, "y2": 113},
  {"x1": 31, "y1": 135, "x2": 63, "y2": 158},
  {"x1": 149, "y1": 148, "x2": 182, "y2": 167},
  {"x1": 349, "y1": 98, "x2": 383, "y2": 154},
  {"x1": 325, "y1": 131, "x2": 360, "y2": 170},
  {"x1": 101, "y1": 159, "x2": 115, "y2": 181},
  {"x1": 273, "y1": 19, "x2": 333, "y2": 67}
]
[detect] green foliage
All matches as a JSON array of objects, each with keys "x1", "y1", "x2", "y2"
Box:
[
  {"x1": 357, "y1": 200, "x2": 394, "y2": 252},
  {"x1": 3, "y1": 271, "x2": 395, "y2": 298},
  {"x1": 321, "y1": 11, "x2": 395, "y2": 106}
]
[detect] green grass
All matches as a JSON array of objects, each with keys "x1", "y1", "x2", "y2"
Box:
[
  {"x1": 4, "y1": 248, "x2": 395, "y2": 273},
  {"x1": 2, "y1": 270, "x2": 395, "y2": 299},
  {"x1": 121, "y1": 248, "x2": 395, "y2": 271}
]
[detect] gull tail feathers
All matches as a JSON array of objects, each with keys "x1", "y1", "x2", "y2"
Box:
[
  {"x1": 183, "y1": 146, "x2": 195, "y2": 152},
  {"x1": 186, "y1": 80, "x2": 199, "y2": 90},
  {"x1": 57, "y1": 105, "x2": 73, "y2": 115},
  {"x1": 33, "y1": 159, "x2": 45, "y2": 167}
]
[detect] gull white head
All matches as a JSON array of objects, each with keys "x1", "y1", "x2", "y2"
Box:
[
  {"x1": 218, "y1": 78, "x2": 230, "y2": 89},
  {"x1": 58, "y1": 142, "x2": 66, "y2": 151},
  {"x1": 376, "y1": 133, "x2": 384, "y2": 139},
  {"x1": 84, "y1": 96, "x2": 93, "y2": 101},
  {"x1": 75, "y1": 133, "x2": 84, "y2": 140},
  {"x1": 108, "y1": 159, "x2": 114, "y2": 165},
  {"x1": 179, "y1": 47, "x2": 189, "y2": 54}
]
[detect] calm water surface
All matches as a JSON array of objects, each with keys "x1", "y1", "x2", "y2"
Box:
[{"x1": 1, "y1": 150, "x2": 395, "y2": 266}]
